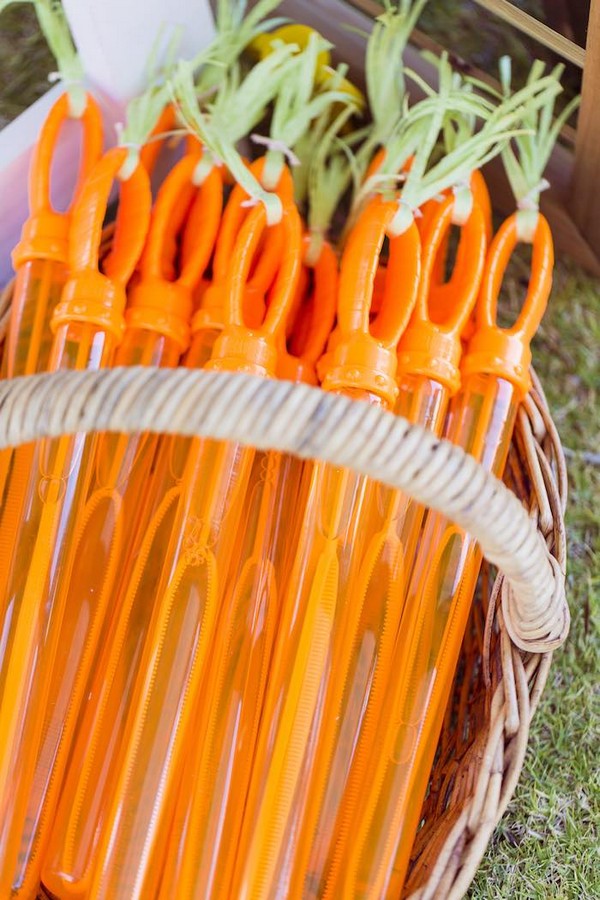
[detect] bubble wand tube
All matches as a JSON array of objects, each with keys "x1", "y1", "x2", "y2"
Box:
[
  {"x1": 232, "y1": 193, "x2": 421, "y2": 899},
  {"x1": 157, "y1": 197, "x2": 340, "y2": 900},
  {"x1": 333, "y1": 62, "x2": 577, "y2": 886},
  {"x1": 0, "y1": 147, "x2": 151, "y2": 899},
  {"x1": 15, "y1": 146, "x2": 221, "y2": 900},
  {"x1": 80, "y1": 184, "x2": 301, "y2": 900},
  {"x1": 300, "y1": 193, "x2": 486, "y2": 898},
  {"x1": 0, "y1": 4, "x2": 103, "y2": 614}
]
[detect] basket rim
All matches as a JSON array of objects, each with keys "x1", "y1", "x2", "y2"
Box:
[{"x1": 0, "y1": 364, "x2": 569, "y2": 655}]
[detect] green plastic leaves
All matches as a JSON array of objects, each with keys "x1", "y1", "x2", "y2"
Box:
[
  {"x1": 172, "y1": 46, "x2": 298, "y2": 224},
  {"x1": 499, "y1": 57, "x2": 580, "y2": 240}
]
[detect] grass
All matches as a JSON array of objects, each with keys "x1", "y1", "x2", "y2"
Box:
[
  {"x1": 0, "y1": 5, "x2": 53, "y2": 129},
  {"x1": 0, "y1": 4, "x2": 598, "y2": 898},
  {"x1": 470, "y1": 262, "x2": 600, "y2": 899}
]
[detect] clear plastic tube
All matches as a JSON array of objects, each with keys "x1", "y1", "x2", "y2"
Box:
[
  {"x1": 0, "y1": 329, "x2": 180, "y2": 899},
  {"x1": 157, "y1": 449, "x2": 306, "y2": 900},
  {"x1": 331, "y1": 374, "x2": 518, "y2": 899},
  {"x1": 291, "y1": 377, "x2": 450, "y2": 898},
  {"x1": 84, "y1": 435, "x2": 257, "y2": 899},
  {"x1": 0, "y1": 259, "x2": 69, "y2": 625},
  {"x1": 155, "y1": 236, "x2": 339, "y2": 900},
  {"x1": 0, "y1": 322, "x2": 118, "y2": 898},
  {"x1": 2, "y1": 257, "x2": 66, "y2": 378},
  {"x1": 231, "y1": 390, "x2": 389, "y2": 899},
  {"x1": 65, "y1": 189, "x2": 301, "y2": 899},
  {"x1": 41, "y1": 326, "x2": 221, "y2": 900}
]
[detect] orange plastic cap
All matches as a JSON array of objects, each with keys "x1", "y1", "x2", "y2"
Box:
[
  {"x1": 462, "y1": 212, "x2": 553, "y2": 397},
  {"x1": 127, "y1": 151, "x2": 223, "y2": 350},
  {"x1": 53, "y1": 147, "x2": 152, "y2": 339},
  {"x1": 192, "y1": 159, "x2": 293, "y2": 340},
  {"x1": 207, "y1": 196, "x2": 303, "y2": 378},
  {"x1": 12, "y1": 92, "x2": 103, "y2": 268},
  {"x1": 397, "y1": 195, "x2": 487, "y2": 394},
  {"x1": 322, "y1": 195, "x2": 421, "y2": 405}
]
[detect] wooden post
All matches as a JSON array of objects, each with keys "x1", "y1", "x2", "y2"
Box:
[{"x1": 571, "y1": 0, "x2": 600, "y2": 253}]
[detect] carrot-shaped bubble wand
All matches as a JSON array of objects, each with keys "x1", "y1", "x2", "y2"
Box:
[
  {"x1": 0, "y1": 147, "x2": 151, "y2": 899},
  {"x1": 264, "y1": 74, "x2": 510, "y2": 895},
  {"x1": 330, "y1": 63, "x2": 573, "y2": 899},
  {"x1": 40, "y1": 168, "x2": 282, "y2": 900},
  {"x1": 12, "y1": 144, "x2": 222, "y2": 900},
  {"x1": 0, "y1": 0, "x2": 103, "y2": 597},
  {"x1": 82, "y1": 183, "x2": 301, "y2": 900},
  {"x1": 299, "y1": 193, "x2": 487, "y2": 899},
  {"x1": 232, "y1": 187, "x2": 421, "y2": 899},
  {"x1": 0, "y1": 0, "x2": 102, "y2": 378},
  {"x1": 156, "y1": 111, "x2": 347, "y2": 900},
  {"x1": 40, "y1": 25, "x2": 302, "y2": 898}
]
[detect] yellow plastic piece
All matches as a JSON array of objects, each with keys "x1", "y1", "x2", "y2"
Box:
[
  {"x1": 250, "y1": 23, "x2": 331, "y2": 71},
  {"x1": 250, "y1": 23, "x2": 364, "y2": 114}
]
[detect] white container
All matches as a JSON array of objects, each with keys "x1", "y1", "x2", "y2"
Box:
[{"x1": 0, "y1": 0, "x2": 215, "y2": 286}]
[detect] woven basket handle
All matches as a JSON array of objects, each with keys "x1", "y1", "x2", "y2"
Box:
[{"x1": 0, "y1": 366, "x2": 568, "y2": 653}]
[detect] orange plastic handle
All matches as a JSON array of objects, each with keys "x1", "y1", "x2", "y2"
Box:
[
  {"x1": 462, "y1": 212, "x2": 553, "y2": 396},
  {"x1": 365, "y1": 149, "x2": 413, "y2": 184},
  {"x1": 154, "y1": 143, "x2": 205, "y2": 283},
  {"x1": 53, "y1": 148, "x2": 152, "y2": 338},
  {"x1": 12, "y1": 92, "x2": 104, "y2": 268},
  {"x1": 226, "y1": 206, "x2": 301, "y2": 336},
  {"x1": 127, "y1": 152, "x2": 223, "y2": 349},
  {"x1": 193, "y1": 160, "x2": 294, "y2": 336},
  {"x1": 340, "y1": 197, "x2": 419, "y2": 344},
  {"x1": 295, "y1": 239, "x2": 338, "y2": 365},
  {"x1": 207, "y1": 198, "x2": 303, "y2": 376},
  {"x1": 471, "y1": 170, "x2": 493, "y2": 245},
  {"x1": 397, "y1": 195, "x2": 487, "y2": 394},
  {"x1": 178, "y1": 168, "x2": 224, "y2": 289},
  {"x1": 419, "y1": 170, "x2": 492, "y2": 241},
  {"x1": 418, "y1": 197, "x2": 486, "y2": 331},
  {"x1": 139, "y1": 152, "x2": 222, "y2": 288},
  {"x1": 279, "y1": 239, "x2": 338, "y2": 384},
  {"x1": 324, "y1": 195, "x2": 421, "y2": 404},
  {"x1": 30, "y1": 92, "x2": 104, "y2": 218},
  {"x1": 213, "y1": 159, "x2": 294, "y2": 287},
  {"x1": 138, "y1": 104, "x2": 177, "y2": 175}
]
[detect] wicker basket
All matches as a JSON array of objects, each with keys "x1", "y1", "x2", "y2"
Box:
[{"x1": 0, "y1": 277, "x2": 569, "y2": 900}]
